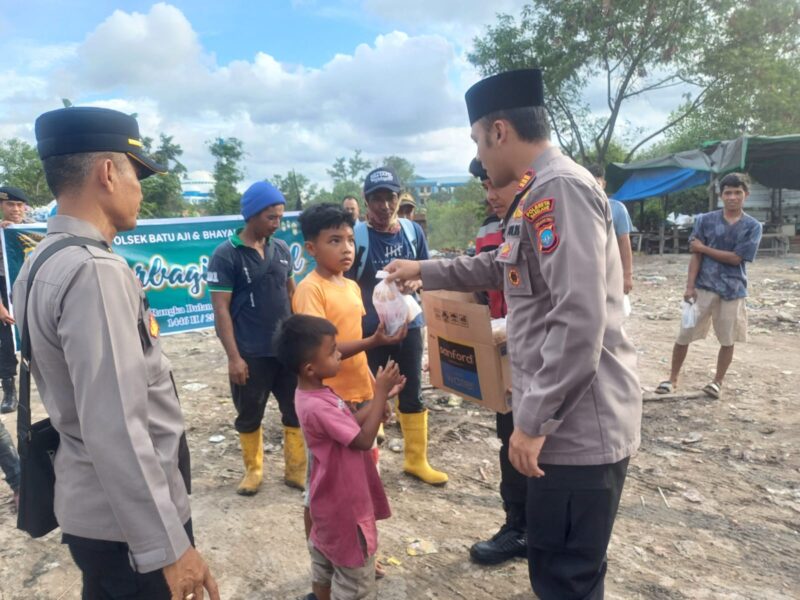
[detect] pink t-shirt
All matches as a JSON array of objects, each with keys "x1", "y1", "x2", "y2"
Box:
[{"x1": 296, "y1": 386, "x2": 391, "y2": 568}]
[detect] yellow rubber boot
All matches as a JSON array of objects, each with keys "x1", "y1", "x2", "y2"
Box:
[
  {"x1": 283, "y1": 426, "x2": 307, "y2": 490},
  {"x1": 237, "y1": 428, "x2": 263, "y2": 496},
  {"x1": 397, "y1": 410, "x2": 448, "y2": 486}
]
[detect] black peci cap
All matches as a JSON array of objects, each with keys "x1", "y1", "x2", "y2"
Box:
[
  {"x1": 35, "y1": 106, "x2": 167, "y2": 178},
  {"x1": 0, "y1": 185, "x2": 29, "y2": 203},
  {"x1": 468, "y1": 158, "x2": 489, "y2": 181},
  {"x1": 464, "y1": 69, "x2": 544, "y2": 125}
]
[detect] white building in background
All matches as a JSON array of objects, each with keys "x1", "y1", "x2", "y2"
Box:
[{"x1": 181, "y1": 170, "x2": 215, "y2": 205}]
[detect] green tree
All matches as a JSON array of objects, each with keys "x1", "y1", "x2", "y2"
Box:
[
  {"x1": 315, "y1": 150, "x2": 375, "y2": 208},
  {"x1": 381, "y1": 156, "x2": 417, "y2": 188},
  {"x1": 327, "y1": 150, "x2": 372, "y2": 183},
  {"x1": 271, "y1": 170, "x2": 318, "y2": 210},
  {"x1": 139, "y1": 134, "x2": 188, "y2": 218},
  {"x1": 426, "y1": 179, "x2": 486, "y2": 250},
  {"x1": 0, "y1": 138, "x2": 50, "y2": 205},
  {"x1": 313, "y1": 180, "x2": 364, "y2": 207},
  {"x1": 469, "y1": 0, "x2": 800, "y2": 165},
  {"x1": 208, "y1": 137, "x2": 245, "y2": 216}
]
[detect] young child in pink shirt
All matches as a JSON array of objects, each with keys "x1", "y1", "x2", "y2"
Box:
[{"x1": 275, "y1": 314, "x2": 404, "y2": 600}]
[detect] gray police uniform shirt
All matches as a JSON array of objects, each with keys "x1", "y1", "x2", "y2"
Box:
[
  {"x1": 421, "y1": 147, "x2": 642, "y2": 466},
  {"x1": 13, "y1": 215, "x2": 191, "y2": 573}
]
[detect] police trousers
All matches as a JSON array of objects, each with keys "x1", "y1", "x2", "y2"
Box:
[
  {"x1": 497, "y1": 411, "x2": 527, "y2": 528},
  {"x1": 526, "y1": 458, "x2": 629, "y2": 600},
  {"x1": 0, "y1": 277, "x2": 18, "y2": 380},
  {"x1": 366, "y1": 327, "x2": 424, "y2": 414},
  {"x1": 231, "y1": 356, "x2": 298, "y2": 432},
  {"x1": 0, "y1": 417, "x2": 20, "y2": 493},
  {"x1": 63, "y1": 521, "x2": 194, "y2": 600}
]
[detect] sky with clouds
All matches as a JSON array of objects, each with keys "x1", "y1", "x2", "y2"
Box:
[{"x1": 0, "y1": 0, "x2": 684, "y2": 189}]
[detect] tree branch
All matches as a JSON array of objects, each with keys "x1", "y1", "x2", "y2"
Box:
[
  {"x1": 624, "y1": 82, "x2": 716, "y2": 162},
  {"x1": 552, "y1": 94, "x2": 587, "y2": 161},
  {"x1": 623, "y1": 74, "x2": 685, "y2": 98},
  {"x1": 547, "y1": 106, "x2": 571, "y2": 157}
]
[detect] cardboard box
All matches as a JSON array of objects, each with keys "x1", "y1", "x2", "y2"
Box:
[{"x1": 422, "y1": 290, "x2": 511, "y2": 414}]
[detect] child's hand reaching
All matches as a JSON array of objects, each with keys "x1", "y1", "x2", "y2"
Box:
[
  {"x1": 374, "y1": 360, "x2": 404, "y2": 399},
  {"x1": 388, "y1": 377, "x2": 406, "y2": 399}
]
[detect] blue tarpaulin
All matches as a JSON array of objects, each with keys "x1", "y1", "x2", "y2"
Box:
[{"x1": 611, "y1": 167, "x2": 710, "y2": 202}]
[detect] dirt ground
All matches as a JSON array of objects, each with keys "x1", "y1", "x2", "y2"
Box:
[{"x1": 1, "y1": 254, "x2": 799, "y2": 600}]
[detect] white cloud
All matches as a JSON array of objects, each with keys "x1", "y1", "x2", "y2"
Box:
[
  {"x1": 0, "y1": 1, "x2": 690, "y2": 193},
  {"x1": 32, "y1": 3, "x2": 470, "y2": 186},
  {"x1": 363, "y1": 0, "x2": 526, "y2": 30}
]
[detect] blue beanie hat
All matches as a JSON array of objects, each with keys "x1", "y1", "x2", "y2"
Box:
[{"x1": 240, "y1": 181, "x2": 286, "y2": 221}]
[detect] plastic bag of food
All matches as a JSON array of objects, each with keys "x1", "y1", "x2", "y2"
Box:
[
  {"x1": 404, "y1": 294, "x2": 422, "y2": 322},
  {"x1": 681, "y1": 300, "x2": 697, "y2": 329},
  {"x1": 373, "y1": 273, "x2": 408, "y2": 336},
  {"x1": 623, "y1": 294, "x2": 632, "y2": 317}
]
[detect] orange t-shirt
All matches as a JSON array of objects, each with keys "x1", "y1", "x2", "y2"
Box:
[{"x1": 292, "y1": 270, "x2": 373, "y2": 403}]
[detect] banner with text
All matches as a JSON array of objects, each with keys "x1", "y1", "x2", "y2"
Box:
[{"x1": 2, "y1": 213, "x2": 312, "y2": 337}]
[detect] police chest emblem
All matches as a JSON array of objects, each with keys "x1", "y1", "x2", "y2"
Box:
[
  {"x1": 498, "y1": 242, "x2": 512, "y2": 259},
  {"x1": 508, "y1": 268, "x2": 521, "y2": 287},
  {"x1": 524, "y1": 198, "x2": 554, "y2": 223},
  {"x1": 149, "y1": 313, "x2": 160, "y2": 338},
  {"x1": 512, "y1": 205, "x2": 523, "y2": 219}
]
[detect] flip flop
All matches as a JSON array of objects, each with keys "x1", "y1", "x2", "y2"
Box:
[
  {"x1": 654, "y1": 381, "x2": 673, "y2": 394},
  {"x1": 703, "y1": 381, "x2": 721, "y2": 399}
]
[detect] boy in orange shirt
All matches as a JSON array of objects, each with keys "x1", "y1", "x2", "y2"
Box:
[{"x1": 293, "y1": 204, "x2": 406, "y2": 403}]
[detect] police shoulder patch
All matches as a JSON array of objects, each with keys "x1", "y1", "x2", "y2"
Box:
[
  {"x1": 524, "y1": 198, "x2": 555, "y2": 223},
  {"x1": 516, "y1": 169, "x2": 535, "y2": 192},
  {"x1": 536, "y1": 221, "x2": 559, "y2": 254}
]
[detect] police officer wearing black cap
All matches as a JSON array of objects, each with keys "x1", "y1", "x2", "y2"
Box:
[
  {"x1": 386, "y1": 69, "x2": 641, "y2": 599},
  {"x1": 13, "y1": 107, "x2": 219, "y2": 600},
  {"x1": 0, "y1": 185, "x2": 29, "y2": 413}
]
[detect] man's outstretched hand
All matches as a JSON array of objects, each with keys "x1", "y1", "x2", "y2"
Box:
[{"x1": 384, "y1": 260, "x2": 421, "y2": 285}]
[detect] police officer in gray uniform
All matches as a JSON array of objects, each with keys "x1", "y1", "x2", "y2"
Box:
[
  {"x1": 386, "y1": 69, "x2": 641, "y2": 599},
  {"x1": 14, "y1": 107, "x2": 219, "y2": 600}
]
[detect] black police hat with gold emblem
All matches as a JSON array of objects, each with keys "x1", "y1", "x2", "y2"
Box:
[
  {"x1": 0, "y1": 185, "x2": 29, "y2": 203},
  {"x1": 465, "y1": 69, "x2": 544, "y2": 125},
  {"x1": 35, "y1": 107, "x2": 166, "y2": 178}
]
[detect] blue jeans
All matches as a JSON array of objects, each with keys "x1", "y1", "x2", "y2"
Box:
[{"x1": 0, "y1": 418, "x2": 20, "y2": 493}]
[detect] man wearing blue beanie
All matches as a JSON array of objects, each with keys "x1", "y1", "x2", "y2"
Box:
[{"x1": 208, "y1": 181, "x2": 306, "y2": 495}]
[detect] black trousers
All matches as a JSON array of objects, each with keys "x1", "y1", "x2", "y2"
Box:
[
  {"x1": 527, "y1": 458, "x2": 629, "y2": 600},
  {"x1": 496, "y1": 411, "x2": 527, "y2": 528},
  {"x1": 365, "y1": 327, "x2": 424, "y2": 413},
  {"x1": 0, "y1": 276, "x2": 17, "y2": 379},
  {"x1": 231, "y1": 355, "x2": 298, "y2": 432},
  {"x1": 63, "y1": 521, "x2": 194, "y2": 600}
]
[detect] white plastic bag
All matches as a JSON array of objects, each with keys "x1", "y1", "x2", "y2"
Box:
[
  {"x1": 373, "y1": 272, "x2": 408, "y2": 336},
  {"x1": 623, "y1": 294, "x2": 632, "y2": 317},
  {"x1": 491, "y1": 318, "x2": 507, "y2": 343},
  {"x1": 404, "y1": 294, "x2": 422, "y2": 322},
  {"x1": 681, "y1": 300, "x2": 698, "y2": 329}
]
